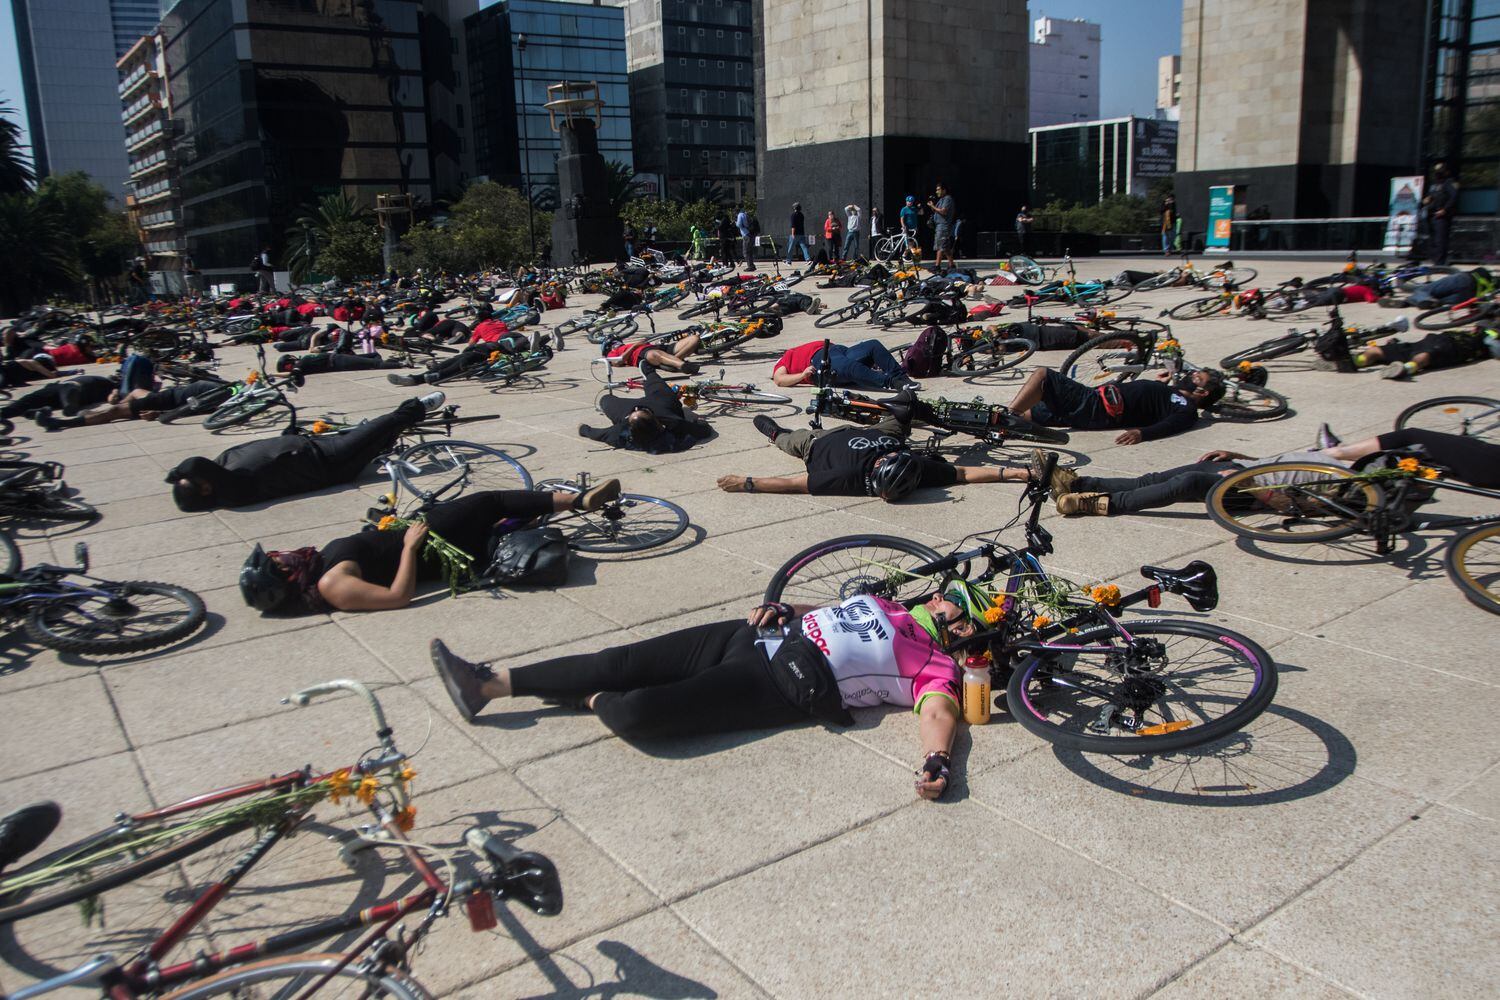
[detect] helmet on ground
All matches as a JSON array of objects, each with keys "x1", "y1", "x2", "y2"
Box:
[
  {"x1": 239, "y1": 543, "x2": 297, "y2": 612},
  {"x1": 869, "y1": 450, "x2": 923, "y2": 501}
]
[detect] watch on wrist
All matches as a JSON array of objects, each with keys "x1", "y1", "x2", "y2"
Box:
[{"x1": 744, "y1": 476, "x2": 756, "y2": 493}]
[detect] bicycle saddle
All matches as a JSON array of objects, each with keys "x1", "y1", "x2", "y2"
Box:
[{"x1": 1139, "y1": 560, "x2": 1218, "y2": 612}]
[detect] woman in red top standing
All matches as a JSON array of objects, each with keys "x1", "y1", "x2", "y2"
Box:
[{"x1": 824, "y1": 211, "x2": 842, "y2": 262}]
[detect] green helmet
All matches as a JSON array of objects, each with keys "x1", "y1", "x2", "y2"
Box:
[{"x1": 944, "y1": 579, "x2": 997, "y2": 624}]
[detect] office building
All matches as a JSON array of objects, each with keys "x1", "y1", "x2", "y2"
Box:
[
  {"x1": 117, "y1": 31, "x2": 184, "y2": 281},
  {"x1": 421, "y1": 0, "x2": 480, "y2": 201},
  {"x1": 1029, "y1": 16, "x2": 1101, "y2": 128},
  {"x1": 466, "y1": 0, "x2": 632, "y2": 206},
  {"x1": 626, "y1": 0, "x2": 755, "y2": 203},
  {"x1": 1030, "y1": 116, "x2": 1177, "y2": 207},
  {"x1": 110, "y1": 0, "x2": 161, "y2": 59},
  {"x1": 1156, "y1": 55, "x2": 1180, "y2": 121},
  {"x1": 754, "y1": 0, "x2": 1028, "y2": 237},
  {"x1": 1176, "y1": 0, "x2": 1426, "y2": 230},
  {"x1": 160, "y1": 0, "x2": 432, "y2": 283},
  {"x1": 1423, "y1": 1, "x2": 1500, "y2": 216},
  {"x1": 10, "y1": 0, "x2": 133, "y2": 198}
]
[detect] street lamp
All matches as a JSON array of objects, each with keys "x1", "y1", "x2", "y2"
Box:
[{"x1": 516, "y1": 32, "x2": 536, "y2": 261}]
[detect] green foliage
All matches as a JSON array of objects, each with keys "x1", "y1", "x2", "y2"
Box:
[
  {"x1": 0, "y1": 192, "x2": 80, "y2": 316},
  {"x1": 394, "y1": 181, "x2": 552, "y2": 272},
  {"x1": 605, "y1": 160, "x2": 645, "y2": 213},
  {"x1": 1035, "y1": 193, "x2": 1162, "y2": 234},
  {"x1": 80, "y1": 210, "x2": 139, "y2": 281},
  {"x1": 284, "y1": 193, "x2": 374, "y2": 283},
  {"x1": 0, "y1": 102, "x2": 34, "y2": 195},
  {"x1": 315, "y1": 218, "x2": 384, "y2": 281},
  {"x1": 619, "y1": 197, "x2": 720, "y2": 242}
]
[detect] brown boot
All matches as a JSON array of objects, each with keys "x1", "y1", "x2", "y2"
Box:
[
  {"x1": 1056, "y1": 492, "x2": 1109, "y2": 516},
  {"x1": 573, "y1": 478, "x2": 622, "y2": 512},
  {"x1": 1029, "y1": 449, "x2": 1077, "y2": 500}
]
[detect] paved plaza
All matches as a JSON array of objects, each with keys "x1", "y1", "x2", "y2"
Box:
[{"x1": 2, "y1": 257, "x2": 1496, "y2": 998}]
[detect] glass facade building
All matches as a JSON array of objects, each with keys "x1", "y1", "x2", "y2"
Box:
[
  {"x1": 1030, "y1": 117, "x2": 1177, "y2": 208},
  {"x1": 1424, "y1": 0, "x2": 1500, "y2": 214},
  {"x1": 465, "y1": 0, "x2": 631, "y2": 207},
  {"x1": 160, "y1": 0, "x2": 432, "y2": 282},
  {"x1": 111, "y1": 0, "x2": 163, "y2": 58}
]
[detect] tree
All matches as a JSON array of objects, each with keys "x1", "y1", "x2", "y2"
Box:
[
  {"x1": 284, "y1": 193, "x2": 374, "y2": 283},
  {"x1": 0, "y1": 102, "x2": 34, "y2": 195},
  {"x1": 33, "y1": 171, "x2": 134, "y2": 286},
  {"x1": 444, "y1": 181, "x2": 551, "y2": 269},
  {"x1": 315, "y1": 218, "x2": 383, "y2": 280},
  {"x1": 1035, "y1": 193, "x2": 1159, "y2": 234},
  {"x1": 606, "y1": 160, "x2": 645, "y2": 214},
  {"x1": 0, "y1": 193, "x2": 79, "y2": 316},
  {"x1": 393, "y1": 220, "x2": 462, "y2": 274},
  {"x1": 619, "y1": 197, "x2": 719, "y2": 242}
]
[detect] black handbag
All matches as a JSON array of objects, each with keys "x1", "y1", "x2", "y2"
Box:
[{"x1": 486, "y1": 527, "x2": 570, "y2": 586}]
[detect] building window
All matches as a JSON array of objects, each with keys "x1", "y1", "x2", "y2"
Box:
[
  {"x1": 716, "y1": 60, "x2": 724, "y2": 68},
  {"x1": 683, "y1": 149, "x2": 691, "y2": 158}
]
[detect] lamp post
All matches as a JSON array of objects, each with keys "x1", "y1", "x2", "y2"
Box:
[{"x1": 516, "y1": 32, "x2": 536, "y2": 262}]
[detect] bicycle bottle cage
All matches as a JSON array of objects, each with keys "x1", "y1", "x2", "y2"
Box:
[{"x1": 1139, "y1": 560, "x2": 1218, "y2": 612}]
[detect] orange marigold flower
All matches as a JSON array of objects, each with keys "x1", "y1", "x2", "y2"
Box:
[
  {"x1": 399, "y1": 762, "x2": 416, "y2": 782},
  {"x1": 1032, "y1": 614, "x2": 1053, "y2": 629},
  {"x1": 1090, "y1": 584, "x2": 1122, "y2": 605},
  {"x1": 326, "y1": 769, "x2": 352, "y2": 804},
  {"x1": 1238, "y1": 361, "x2": 1253, "y2": 372},
  {"x1": 377, "y1": 515, "x2": 398, "y2": 531},
  {"x1": 356, "y1": 775, "x2": 380, "y2": 805},
  {"x1": 311, "y1": 420, "x2": 331, "y2": 434},
  {"x1": 394, "y1": 804, "x2": 417, "y2": 832},
  {"x1": 982, "y1": 606, "x2": 1006, "y2": 624},
  {"x1": 1397, "y1": 457, "x2": 1420, "y2": 472},
  {"x1": 246, "y1": 371, "x2": 260, "y2": 384},
  {"x1": 1420, "y1": 467, "x2": 1440, "y2": 480}
]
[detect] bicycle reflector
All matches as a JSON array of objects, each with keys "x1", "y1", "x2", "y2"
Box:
[
  {"x1": 1136, "y1": 720, "x2": 1193, "y2": 737},
  {"x1": 1147, "y1": 586, "x2": 1162, "y2": 608},
  {"x1": 465, "y1": 893, "x2": 497, "y2": 930}
]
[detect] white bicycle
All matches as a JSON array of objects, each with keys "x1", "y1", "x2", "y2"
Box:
[{"x1": 874, "y1": 229, "x2": 921, "y2": 264}]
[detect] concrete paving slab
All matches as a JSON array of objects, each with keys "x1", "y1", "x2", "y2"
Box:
[
  {"x1": 13, "y1": 674, "x2": 128, "y2": 778},
  {"x1": 1149, "y1": 943, "x2": 1356, "y2": 999}
]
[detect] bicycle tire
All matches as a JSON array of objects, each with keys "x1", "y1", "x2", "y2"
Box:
[
  {"x1": 696, "y1": 386, "x2": 793, "y2": 406},
  {"x1": 697, "y1": 328, "x2": 755, "y2": 358},
  {"x1": 1168, "y1": 296, "x2": 1230, "y2": 320},
  {"x1": 203, "y1": 392, "x2": 279, "y2": 430},
  {"x1": 159, "y1": 953, "x2": 432, "y2": 1000},
  {"x1": 0, "y1": 530, "x2": 19, "y2": 576},
  {"x1": 1211, "y1": 382, "x2": 1289, "y2": 422},
  {"x1": 392, "y1": 440, "x2": 532, "y2": 508},
  {"x1": 1415, "y1": 300, "x2": 1492, "y2": 331},
  {"x1": 1008, "y1": 256, "x2": 1044, "y2": 284},
  {"x1": 848, "y1": 282, "x2": 885, "y2": 304},
  {"x1": 677, "y1": 299, "x2": 720, "y2": 320},
  {"x1": 1088, "y1": 285, "x2": 1134, "y2": 306},
  {"x1": 1205, "y1": 266, "x2": 1258, "y2": 288},
  {"x1": 1393, "y1": 395, "x2": 1500, "y2": 442},
  {"x1": 25, "y1": 580, "x2": 207, "y2": 655},
  {"x1": 763, "y1": 535, "x2": 945, "y2": 606},
  {"x1": 1396, "y1": 266, "x2": 1457, "y2": 290},
  {"x1": 813, "y1": 301, "x2": 869, "y2": 328},
  {"x1": 554, "y1": 316, "x2": 592, "y2": 337},
  {"x1": 1219, "y1": 333, "x2": 1308, "y2": 368},
  {"x1": 1445, "y1": 523, "x2": 1500, "y2": 616},
  {"x1": 948, "y1": 338, "x2": 1036, "y2": 375},
  {"x1": 1205, "y1": 462, "x2": 1385, "y2": 544},
  {"x1": 539, "y1": 486, "x2": 689, "y2": 553},
  {"x1": 1132, "y1": 270, "x2": 1182, "y2": 292},
  {"x1": 1059, "y1": 330, "x2": 1151, "y2": 384},
  {"x1": 0, "y1": 812, "x2": 254, "y2": 924},
  {"x1": 0, "y1": 492, "x2": 100, "y2": 523},
  {"x1": 1006, "y1": 618, "x2": 1278, "y2": 753}
]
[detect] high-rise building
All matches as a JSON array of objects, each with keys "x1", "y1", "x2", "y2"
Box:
[
  {"x1": 754, "y1": 0, "x2": 1028, "y2": 240},
  {"x1": 117, "y1": 31, "x2": 184, "y2": 283},
  {"x1": 626, "y1": 0, "x2": 755, "y2": 203},
  {"x1": 465, "y1": 0, "x2": 632, "y2": 206},
  {"x1": 1031, "y1": 116, "x2": 1178, "y2": 207},
  {"x1": 110, "y1": 0, "x2": 161, "y2": 58},
  {"x1": 10, "y1": 0, "x2": 133, "y2": 198},
  {"x1": 1176, "y1": 0, "x2": 1426, "y2": 229},
  {"x1": 1156, "y1": 54, "x2": 1181, "y2": 121},
  {"x1": 1422, "y1": 0, "x2": 1500, "y2": 216},
  {"x1": 160, "y1": 0, "x2": 433, "y2": 282},
  {"x1": 421, "y1": 0, "x2": 481, "y2": 202},
  {"x1": 1029, "y1": 16, "x2": 1101, "y2": 128}
]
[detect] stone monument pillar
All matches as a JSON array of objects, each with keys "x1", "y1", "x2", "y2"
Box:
[{"x1": 546, "y1": 82, "x2": 622, "y2": 265}]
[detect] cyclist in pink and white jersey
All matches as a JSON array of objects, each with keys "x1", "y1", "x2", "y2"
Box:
[{"x1": 428, "y1": 586, "x2": 994, "y2": 800}]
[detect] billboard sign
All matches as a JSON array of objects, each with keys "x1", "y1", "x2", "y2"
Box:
[
  {"x1": 1206, "y1": 185, "x2": 1235, "y2": 250},
  {"x1": 1132, "y1": 118, "x2": 1178, "y2": 185},
  {"x1": 1382, "y1": 176, "x2": 1424, "y2": 254}
]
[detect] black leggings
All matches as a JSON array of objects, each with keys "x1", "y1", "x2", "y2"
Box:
[
  {"x1": 292, "y1": 353, "x2": 402, "y2": 375},
  {"x1": 509, "y1": 620, "x2": 805, "y2": 740},
  {"x1": 0, "y1": 376, "x2": 115, "y2": 418},
  {"x1": 130, "y1": 379, "x2": 223, "y2": 416},
  {"x1": 1074, "y1": 461, "x2": 1238, "y2": 515},
  {"x1": 1376, "y1": 428, "x2": 1500, "y2": 487},
  {"x1": 311, "y1": 402, "x2": 425, "y2": 484},
  {"x1": 425, "y1": 490, "x2": 558, "y2": 563},
  {"x1": 426, "y1": 319, "x2": 470, "y2": 342}
]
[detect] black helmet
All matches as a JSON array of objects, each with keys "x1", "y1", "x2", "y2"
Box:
[
  {"x1": 239, "y1": 544, "x2": 296, "y2": 612},
  {"x1": 869, "y1": 450, "x2": 923, "y2": 501}
]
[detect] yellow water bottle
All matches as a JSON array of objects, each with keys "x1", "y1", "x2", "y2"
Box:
[{"x1": 961, "y1": 656, "x2": 991, "y2": 725}]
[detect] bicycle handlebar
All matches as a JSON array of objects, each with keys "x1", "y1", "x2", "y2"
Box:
[{"x1": 283, "y1": 679, "x2": 394, "y2": 742}]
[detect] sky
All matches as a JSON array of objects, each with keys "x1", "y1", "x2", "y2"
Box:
[{"x1": 0, "y1": 0, "x2": 1183, "y2": 167}]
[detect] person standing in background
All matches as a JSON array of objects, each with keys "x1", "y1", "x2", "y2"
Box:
[
  {"x1": 927, "y1": 183, "x2": 955, "y2": 272},
  {"x1": 843, "y1": 204, "x2": 862, "y2": 260},
  {"x1": 1160, "y1": 196, "x2": 1177, "y2": 255},
  {"x1": 870, "y1": 206, "x2": 883, "y2": 241},
  {"x1": 1015, "y1": 205, "x2": 1034, "y2": 254},
  {"x1": 786, "y1": 202, "x2": 810, "y2": 263},
  {"x1": 1427, "y1": 162, "x2": 1459, "y2": 266},
  {"x1": 825, "y1": 211, "x2": 843, "y2": 262}
]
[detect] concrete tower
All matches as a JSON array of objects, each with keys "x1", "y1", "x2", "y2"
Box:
[{"x1": 1029, "y1": 16, "x2": 1101, "y2": 128}]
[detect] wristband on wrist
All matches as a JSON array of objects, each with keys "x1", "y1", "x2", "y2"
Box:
[{"x1": 744, "y1": 476, "x2": 756, "y2": 493}]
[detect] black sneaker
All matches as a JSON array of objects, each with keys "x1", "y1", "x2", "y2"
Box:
[
  {"x1": 0, "y1": 801, "x2": 61, "y2": 874},
  {"x1": 753, "y1": 415, "x2": 786, "y2": 440},
  {"x1": 429, "y1": 639, "x2": 495, "y2": 723},
  {"x1": 387, "y1": 373, "x2": 423, "y2": 387}
]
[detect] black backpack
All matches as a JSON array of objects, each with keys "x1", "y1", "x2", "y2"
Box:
[
  {"x1": 903, "y1": 326, "x2": 947, "y2": 378},
  {"x1": 486, "y1": 527, "x2": 570, "y2": 586}
]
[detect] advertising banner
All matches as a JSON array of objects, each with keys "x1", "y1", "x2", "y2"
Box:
[
  {"x1": 1206, "y1": 185, "x2": 1235, "y2": 250},
  {"x1": 1382, "y1": 176, "x2": 1424, "y2": 254}
]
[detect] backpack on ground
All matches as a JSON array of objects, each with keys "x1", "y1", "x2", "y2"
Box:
[{"x1": 903, "y1": 326, "x2": 947, "y2": 378}]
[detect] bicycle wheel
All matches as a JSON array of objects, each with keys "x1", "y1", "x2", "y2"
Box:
[
  {"x1": 0, "y1": 807, "x2": 258, "y2": 924},
  {"x1": 1205, "y1": 462, "x2": 1385, "y2": 544},
  {"x1": 1204, "y1": 266, "x2": 1258, "y2": 288},
  {"x1": 813, "y1": 300, "x2": 870, "y2": 328},
  {"x1": 1415, "y1": 300, "x2": 1491, "y2": 331},
  {"x1": 25, "y1": 581, "x2": 207, "y2": 655},
  {"x1": 1220, "y1": 333, "x2": 1308, "y2": 368},
  {"x1": 160, "y1": 954, "x2": 432, "y2": 999},
  {"x1": 948, "y1": 338, "x2": 1036, "y2": 375},
  {"x1": 1445, "y1": 523, "x2": 1500, "y2": 616},
  {"x1": 1006, "y1": 619, "x2": 1277, "y2": 753},
  {"x1": 695, "y1": 386, "x2": 793, "y2": 406},
  {"x1": 0, "y1": 529, "x2": 19, "y2": 576},
  {"x1": 1168, "y1": 296, "x2": 1229, "y2": 320},
  {"x1": 678, "y1": 299, "x2": 721, "y2": 320},
  {"x1": 1396, "y1": 265, "x2": 1457, "y2": 290},
  {"x1": 1211, "y1": 382, "x2": 1289, "y2": 421},
  {"x1": 1132, "y1": 270, "x2": 1182, "y2": 292},
  {"x1": 203, "y1": 392, "x2": 279, "y2": 430},
  {"x1": 1008, "y1": 256, "x2": 1045, "y2": 284},
  {"x1": 697, "y1": 327, "x2": 755, "y2": 358},
  {"x1": 1059, "y1": 330, "x2": 1150, "y2": 384},
  {"x1": 0, "y1": 491, "x2": 100, "y2": 522},
  {"x1": 541, "y1": 486, "x2": 689, "y2": 553},
  {"x1": 1394, "y1": 395, "x2": 1500, "y2": 443},
  {"x1": 763, "y1": 535, "x2": 944, "y2": 606},
  {"x1": 138, "y1": 328, "x2": 183, "y2": 357},
  {"x1": 392, "y1": 440, "x2": 532, "y2": 508},
  {"x1": 554, "y1": 316, "x2": 593, "y2": 337}
]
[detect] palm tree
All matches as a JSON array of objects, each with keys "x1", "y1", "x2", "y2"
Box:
[
  {"x1": 0, "y1": 193, "x2": 78, "y2": 316},
  {"x1": 0, "y1": 102, "x2": 35, "y2": 195},
  {"x1": 605, "y1": 160, "x2": 645, "y2": 213},
  {"x1": 283, "y1": 193, "x2": 372, "y2": 283}
]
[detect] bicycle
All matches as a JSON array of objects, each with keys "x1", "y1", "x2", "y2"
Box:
[
  {"x1": 805, "y1": 385, "x2": 1069, "y2": 447},
  {"x1": 0, "y1": 461, "x2": 98, "y2": 523},
  {"x1": 1133, "y1": 255, "x2": 1258, "y2": 292},
  {"x1": 1218, "y1": 311, "x2": 1410, "y2": 370},
  {"x1": 0, "y1": 540, "x2": 206, "y2": 655},
  {"x1": 1205, "y1": 453, "x2": 1500, "y2": 615},
  {"x1": 873, "y1": 229, "x2": 921, "y2": 264},
  {"x1": 1393, "y1": 395, "x2": 1499, "y2": 443},
  {"x1": 763, "y1": 453, "x2": 1278, "y2": 752},
  {"x1": 1412, "y1": 294, "x2": 1500, "y2": 331},
  {"x1": 0, "y1": 680, "x2": 563, "y2": 998},
  {"x1": 198, "y1": 345, "x2": 305, "y2": 430},
  {"x1": 594, "y1": 367, "x2": 791, "y2": 412}
]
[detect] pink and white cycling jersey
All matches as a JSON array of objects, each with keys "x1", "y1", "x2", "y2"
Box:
[{"x1": 800, "y1": 595, "x2": 959, "y2": 713}]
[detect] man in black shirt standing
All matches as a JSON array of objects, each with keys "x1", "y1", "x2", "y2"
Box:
[
  {"x1": 786, "y1": 202, "x2": 810, "y2": 263},
  {"x1": 716, "y1": 414, "x2": 1008, "y2": 501},
  {"x1": 1427, "y1": 162, "x2": 1459, "y2": 265},
  {"x1": 1004, "y1": 367, "x2": 1224, "y2": 445}
]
